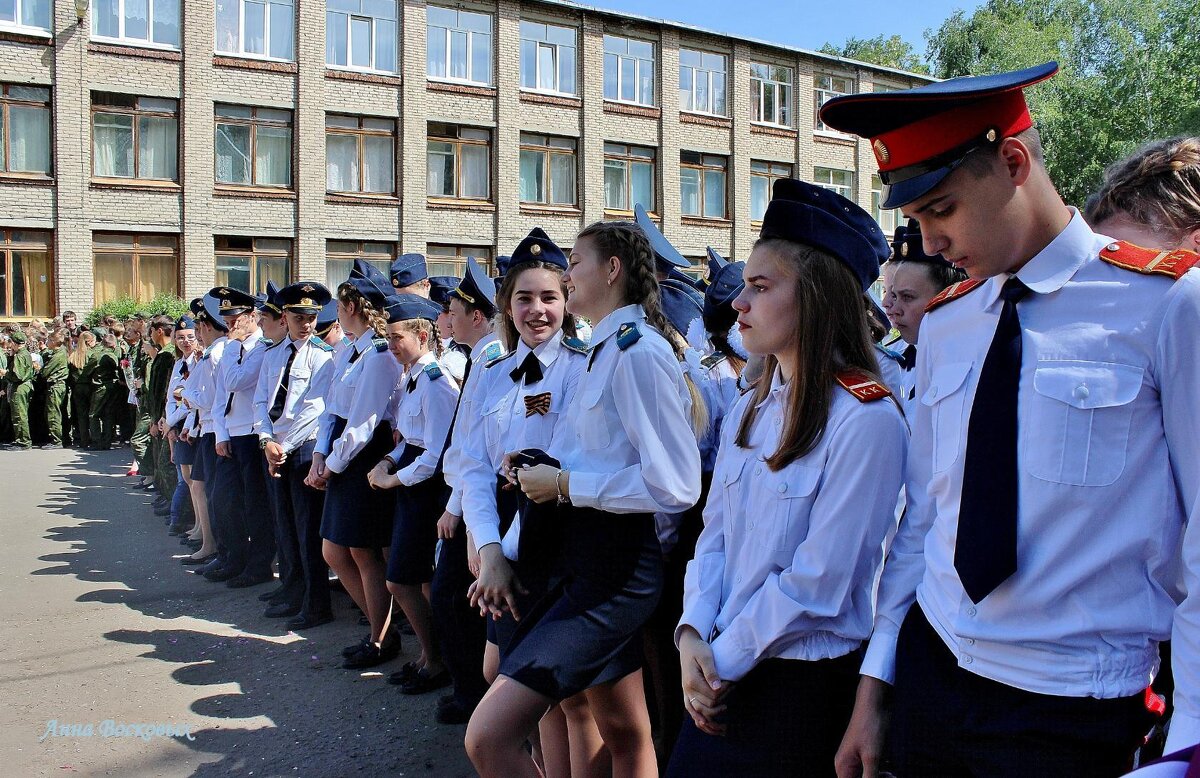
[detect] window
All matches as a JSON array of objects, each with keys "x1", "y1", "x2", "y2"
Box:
[
  {"x1": 815, "y1": 166, "x2": 853, "y2": 199},
  {"x1": 680, "y1": 151, "x2": 727, "y2": 220},
  {"x1": 93, "y1": 0, "x2": 180, "y2": 48},
  {"x1": 326, "y1": 240, "x2": 393, "y2": 290},
  {"x1": 519, "y1": 21, "x2": 576, "y2": 95},
  {"x1": 0, "y1": 0, "x2": 51, "y2": 33},
  {"x1": 427, "y1": 122, "x2": 490, "y2": 201},
  {"x1": 327, "y1": 0, "x2": 397, "y2": 74},
  {"x1": 751, "y1": 63, "x2": 793, "y2": 127},
  {"x1": 426, "y1": 6, "x2": 492, "y2": 86},
  {"x1": 750, "y1": 160, "x2": 792, "y2": 222},
  {"x1": 0, "y1": 229, "x2": 51, "y2": 318},
  {"x1": 0, "y1": 84, "x2": 50, "y2": 177},
  {"x1": 93, "y1": 233, "x2": 178, "y2": 305},
  {"x1": 215, "y1": 105, "x2": 292, "y2": 189},
  {"x1": 871, "y1": 174, "x2": 902, "y2": 233},
  {"x1": 427, "y1": 244, "x2": 493, "y2": 277},
  {"x1": 679, "y1": 49, "x2": 726, "y2": 115},
  {"x1": 814, "y1": 73, "x2": 853, "y2": 131},
  {"x1": 215, "y1": 0, "x2": 294, "y2": 61},
  {"x1": 519, "y1": 134, "x2": 575, "y2": 206},
  {"x1": 92, "y1": 93, "x2": 178, "y2": 181},
  {"x1": 215, "y1": 236, "x2": 290, "y2": 293},
  {"x1": 325, "y1": 114, "x2": 395, "y2": 195},
  {"x1": 603, "y1": 143, "x2": 655, "y2": 213},
  {"x1": 603, "y1": 35, "x2": 655, "y2": 106}
]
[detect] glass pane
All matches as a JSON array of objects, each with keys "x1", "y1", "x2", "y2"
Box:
[
  {"x1": 426, "y1": 6, "x2": 456, "y2": 27},
  {"x1": 94, "y1": 233, "x2": 135, "y2": 247},
  {"x1": 0, "y1": 0, "x2": 12, "y2": 23},
  {"x1": 471, "y1": 32, "x2": 491, "y2": 83},
  {"x1": 680, "y1": 50, "x2": 700, "y2": 68},
  {"x1": 631, "y1": 161, "x2": 654, "y2": 211},
  {"x1": 751, "y1": 79, "x2": 762, "y2": 122},
  {"x1": 603, "y1": 35, "x2": 623, "y2": 54},
  {"x1": 8, "y1": 105, "x2": 50, "y2": 174},
  {"x1": 763, "y1": 82, "x2": 775, "y2": 123},
  {"x1": 520, "y1": 39, "x2": 536, "y2": 89},
  {"x1": 460, "y1": 143, "x2": 488, "y2": 198},
  {"x1": 124, "y1": 0, "x2": 149, "y2": 40},
  {"x1": 244, "y1": 1, "x2": 266, "y2": 54},
  {"x1": 558, "y1": 45, "x2": 575, "y2": 94},
  {"x1": 256, "y1": 256, "x2": 289, "y2": 291},
  {"x1": 254, "y1": 125, "x2": 291, "y2": 186},
  {"x1": 137, "y1": 115, "x2": 178, "y2": 179},
  {"x1": 216, "y1": 103, "x2": 253, "y2": 118},
  {"x1": 449, "y1": 29, "x2": 467, "y2": 79},
  {"x1": 680, "y1": 168, "x2": 700, "y2": 216},
  {"x1": 703, "y1": 170, "x2": 725, "y2": 218},
  {"x1": 326, "y1": 114, "x2": 359, "y2": 128},
  {"x1": 603, "y1": 53, "x2": 618, "y2": 99},
  {"x1": 350, "y1": 16, "x2": 371, "y2": 67},
  {"x1": 138, "y1": 96, "x2": 177, "y2": 112},
  {"x1": 427, "y1": 26, "x2": 446, "y2": 77},
  {"x1": 270, "y1": 1, "x2": 294, "y2": 59},
  {"x1": 547, "y1": 25, "x2": 573, "y2": 46},
  {"x1": 215, "y1": 0, "x2": 238, "y2": 53},
  {"x1": 779, "y1": 84, "x2": 791, "y2": 126},
  {"x1": 695, "y1": 70, "x2": 709, "y2": 112},
  {"x1": 326, "y1": 134, "x2": 359, "y2": 191},
  {"x1": 257, "y1": 237, "x2": 290, "y2": 253},
  {"x1": 376, "y1": 19, "x2": 396, "y2": 72},
  {"x1": 679, "y1": 67, "x2": 692, "y2": 111},
  {"x1": 550, "y1": 152, "x2": 574, "y2": 205},
  {"x1": 215, "y1": 254, "x2": 251, "y2": 292},
  {"x1": 96, "y1": 0, "x2": 120, "y2": 38},
  {"x1": 11, "y1": 251, "x2": 51, "y2": 318},
  {"x1": 631, "y1": 146, "x2": 654, "y2": 159},
  {"x1": 326, "y1": 11, "x2": 347, "y2": 65},
  {"x1": 138, "y1": 234, "x2": 176, "y2": 249},
  {"x1": 9, "y1": 85, "x2": 48, "y2": 101},
  {"x1": 362, "y1": 134, "x2": 394, "y2": 192},
  {"x1": 619, "y1": 57, "x2": 634, "y2": 101},
  {"x1": 363, "y1": 0, "x2": 394, "y2": 19},
  {"x1": 520, "y1": 21, "x2": 543, "y2": 40},
  {"x1": 258, "y1": 108, "x2": 290, "y2": 123},
  {"x1": 460, "y1": 10, "x2": 489, "y2": 33},
  {"x1": 214, "y1": 122, "x2": 251, "y2": 184},
  {"x1": 519, "y1": 149, "x2": 543, "y2": 203},
  {"x1": 712, "y1": 72, "x2": 726, "y2": 115},
  {"x1": 426, "y1": 142, "x2": 454, "y2": 196},
  {"x1": 459, "y1": 127, "x2": 488, "y2": 140},
  {"x1": 639, "y1": 60, "x2": 654, "y2": 105},
  {"x1": 138, "y1": 252, "x2": 178, "y2": 300},
  {"x1": 603, "y1": 159, "x2": 627, "y2": 210},
  {"x1": 628, "y1": 39, "x2": 652, "y2": 59},
  {"x1": 93, "y1": 113, "x2": 135, "y2": 177},
  {"x1": 537, "y1": 43, "x2": 554, "y2": 90},
  {"x1": 94, "y1": 253, "x2": 135, "y2": 306},
  {"x1": 154, "y1": 0, "x2": 181, "y2": 45},
  {"x1": 326, "y1": 258, "x2": 352, "y2": 290},
  {"x1": 362, "y1": 242, "x2": 392, "y2": 255},
  {"x1": 750, "y1": 176, "x2": 768, "y2": 221},
  {"x1": 363, "y1": 117, "x2": 394, "y2": 131},
  {"x1": 21, "y1": 0, "x2": 49, "y2": 29}
]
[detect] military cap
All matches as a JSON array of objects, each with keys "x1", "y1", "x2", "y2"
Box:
[
  {"x1": 660, "y1": 281, "x2": 704, "y2": 337},
  {"x1": 667, "y1": 266, "x2": 702, "y2": 291},
  {"x1": 892, "y1": 219, "x2": 953, "y2": 268},
  {"x1": 450, "y1": 256, "x2": 497, "y2": 318},
  {"x1": 188, "y1": 297, "x2": 205, "y2": 317},
  {"x1": 10, "y1": 331, "x2": 26, "y2": 344},
  {"x1": 344, "y1": 259, "x2": 393, "y2": 310},
  {"x1": 207, "y1": 286, "x2": 257, "y2": 318},
  {"x1": 428, "y1": 276, "x2": 461, "y2": 307},
  {"x1": 390, "y1": 253, "x2": 429, "y2": 289},
  {"x1": 175, "y1": 315, "x2": 196, "y2": 331},
  {"x1": 385, "y1": 293, "x2": 442, "y2": 324},
  {"x1": 315, "y1": 298, "x2": 339, "y2": 335},
  {"x1": 199, "y1": 293, "x2": 230, "y2": 332},
  {"x1": 494, "y1": 255, "x2": 513, "y2": 281},
  {"x1": 703, "y1": 259, "x2": 746, "y2": 333},
  {"x1": 279, "y1": 282, "x2": 333, "y2": 315},
  {"x1": 509, "y1": 227, "x2": 567, "y2": 271},
  {"x1": 635, "y1": 203, "x2": 690, "y2": 272}
]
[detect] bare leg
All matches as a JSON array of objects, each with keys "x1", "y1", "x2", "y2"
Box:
[
  {"x1": 562, "y1": 693, "x2": 611, "y2": 778},
  {"x1": 187, "y1": 471, "x2": 216, "y2": 558},
  {"x1": 349, "y1": 546, "x2": 393, "y2": 644},
  {"x1": 539, "y1": 704, "x2": 573, "y2": 778},
  {"x1": 483, "y1": 641, "x2": 500, "y2": 685},
  {"x1": 324, "y1": 541, "x2": 367, "y2": 614},
  {"x1": 465, "y1": 675, "x2": 553, "y2": 778},
  {"x1": 583, "y1": 670, "x2": 658, "y2": 778},
  {"x1": 387, "y1": 581, "x2": 442, "y2": 671}
]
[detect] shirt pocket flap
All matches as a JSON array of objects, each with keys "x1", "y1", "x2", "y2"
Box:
[
  {"x1": 291, "y1": 368, "x2": 311, "y2": 381},
  {"x1": 1033, "y1": 361, "x2": 1143, "y2": 410},
  {"x1": 579, "y1": 387, "x2": 605, "y2": 409},
  {"x1": 921, "y1": 361, "x2": 973, "y2": 406},
  {"x1": 771, "y1": 463, "x2": 820, "y2": 499}
]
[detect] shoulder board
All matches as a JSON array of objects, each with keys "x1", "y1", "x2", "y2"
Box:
[
  {"x1": 561, "y1": 336, "x2": 591, "y2": 355},
  {"x1": 616, "y1": 322, "x2": 642, "y2": 351},
  {"x1": 700, "y1": 352, "x2": 726, "y2": 370},
  {"x1": 309, "y1": 336, "x2": 334, "y2": 352},
  {"x1": 835, "y1": 369, "x2": 892, "y2": 403},
  {"x1": 924, "y1": 278, "x2": 986, "y2": 313},
  {"x1": 199, "y1": 352, "x2": 210, "y2": 362},
  {"x1": 265, "y1": 339, "x2": 284, "y2": 351},
  {"x1": 372, "y1": 338, "x2": 388, "y2": 353},
  {"x1": 874, "y1": 344, "x2": 902, "y2": 363},
  {"x1": 423, "y1": 361, "x2": 443, "y2": 380},
  {"x1": 883, "y1": 333, "x2": 904, "y2": 348},
  {"x1": 1098, "y1": 240, "x2": 1200, "y2": 280},
  {"x1": 482, "y1": 341, "x2": 503, "y2": 363},
  {"x1": 485, "y1": 351, "x2": 515, "y2": 369}
]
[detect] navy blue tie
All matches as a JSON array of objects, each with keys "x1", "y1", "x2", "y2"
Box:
[{"x1": 955, "y1": 276, "x2": 1030, "y2": 603}]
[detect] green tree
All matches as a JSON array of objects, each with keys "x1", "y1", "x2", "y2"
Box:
[
  {"x1": 925, "y1": 0, "x2": 1200, "y2": 205},
  {"x1": 820, "y1": 35, "x2": 931, "y2": 75}
]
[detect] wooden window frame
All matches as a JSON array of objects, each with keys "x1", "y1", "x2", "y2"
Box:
[
  {"x1": 92, "y1": 232, "x2": 180, "y2": 304},
  {"x1": 519, "y1": 133, "x2": 576, "y2": 206},
  {"x1": 215, "y1": 104, "x2": 293, "y2": 190},
  {"x1": 750, "y1": 62, "x2": 794, "y2": 128},
  {"x1": 427, "y1": 123, "x2": 491, "y2": 201},
  {"x1": 814, "y1": 73, "x2": 854, "y2": 132},
  {"x1": 91, "y1": 93, "x2": 179, "y2": 182},
  {"x1": 602, "y1": 142, "x2": 656, "y2": 215},
  {"x1": 0, "y1": 83, "x2": 51, "y2": 179},
  {"x1": 680, "y1": 151, "x2": 728, "y2": 220},
  {"x1": 750, "y1": 160, "x2": 792, "y2": 223},
  {"x1": 426, "y1": 244, "x2": 493, "y2": 277},
  {"x1": 814, "y1": 166, "x2": 854, "y2": 199},
  {"x1": 325, "y1": 113, "x2": 396, "y2": 196},
  {"x1": 0, "y1": 228, "x2": 53, "y2": 319},
  {"x1": 214, "y1": 236, "x2": 292, "y2": 292}
]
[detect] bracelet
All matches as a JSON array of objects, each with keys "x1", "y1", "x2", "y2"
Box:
[{"x1": 555, "y1": 469, "x2": 570, "y2": 505}]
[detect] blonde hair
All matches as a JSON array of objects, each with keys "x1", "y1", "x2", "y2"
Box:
[
  {"x1": 337, "y1": 284, "x2": 388, "y2": 337},
  {"x1": 69, "y1": 331, "x2": 96, "y2": 370},
  {"x1": 1086, "y1": 136, "x2": 1200, "y2": 244},
  {"x1": 395, "y1": 317, "x2": 444, "y2": 358}
]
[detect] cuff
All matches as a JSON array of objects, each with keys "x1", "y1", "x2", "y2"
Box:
[
  {"x1": 397, "y1": 464, "x2": 421, "y2": 488},
  {"x1": 709, "y1": 627, "x2": 754, "y2": 682},
  {"x1": 446, "y1": 488, "x2": 463, "y2": 517},
  {"x1": 324, "y1": 452, "x2": 347, "y2": 474},
  {"x1": 1164, "y1": 711, "x2": 1200, "y2": 754},
  {"x1": 859, "y1": 627, "x2": 900, "y2": 685},
  {"x1": 567, "y1": 470, "x2": 601, "y2": 509},
  {"x1": 471, "y1": 522, "x2": 503, "y2": 550},
  {"x1": 675, "y1": 607, "x2": 719, "y2": 652}
]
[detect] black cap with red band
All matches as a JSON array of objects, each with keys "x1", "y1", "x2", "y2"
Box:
[{"x1": 819, "y1": 62, "x2": 1059, "y2": 209}]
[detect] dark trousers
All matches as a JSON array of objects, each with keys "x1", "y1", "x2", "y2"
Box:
[
  {"x1": 667, "y1": 652, "x2": 861, "y2": 778},
  {"x1": 431, "y1": 525, "x2": 488, "y2": 708},
  {"x1": 265, "y1": 458, "x2": 303, "y2": 602},
  {"x1": 887, "y1": 604, "x2": 1154, "y2": 777},
  {"x1": 282, "y1": 442, "x2": 330, "y2": 617},
  {"x1": 211, "y1": 433, "x2": 275, "y2": 577}
]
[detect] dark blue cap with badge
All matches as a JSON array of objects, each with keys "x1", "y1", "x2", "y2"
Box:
[
  {"x1": 510, "y1": 227, "x2": 568, "y2": 271},
  {"x1": 429, "y1": 276, "x2": 460, "y2": 307},
  {"x1": 261, "y1": 280, "x2": 283, "y2": 316},
  {"x1": 759, "y1": 178, "x2": 890, "y2": 292},
  {"x1": 385, "y1": 292, "x2": 442, "y2": 324},
  {"x1": 344, "y1": 259, "x2": 393, "y2": 310},
  {"x1": 820, "y1": 62, "x2": 1058, "y2": 208},
  {"x1": 703, "y1": 260, "x2": 746, "y2": 332},
  {"x1": 208, "y1": 286, "x2": 258, "y2": 318},
  {"x1": 390, "y1": 253, "x2": 429, "y2": 290},
  {"x1": 315, "y1": 298, "x2": 339, "y2": 335},
  {"x1": 279, "y1": 281, "x2": 333, "y2": 315},
  {"x1": 706, "y1": 247, "x2": 728, "y2": 280},
  {"x1": 188, "y1": 297, "x2": 205, "y2": 317},
  {"x1": 494, "y1": 255, "x2": 513, "y2": 281},
  {"x1": 635, "y1": 203, "x2": 691, "y2": 272},
  {"x1": 660, "y1": 281, "x2": 704, "y2": 337},
  {"x1": 175, "y1": 315, "x2": 196, "y2": 330},
  {"x1": 893, "y1": 218, "x2": 953, "y2": 267},
  {"x1": 199, "y1": 293, "x2": 230, "y2": 332},
  {"x1": 450, "y1": 256, "x2": 497, "y2": 318}
]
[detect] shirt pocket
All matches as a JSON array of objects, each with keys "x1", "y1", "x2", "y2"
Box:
[
  {"x1": 1025, "y1": 360, "x2": 1143, "y2": 486},
  {"x1": 758, "y1": 462, "x2": 820, "y2": 551},
  {"x1": 575, "y1": 387, "x2": 611, "y2": 451},
  {"x1": 481, "y1": 396, "x2": 506, "y2": 456},
  {"x1": 921, "y1": 361, "x2": 973, "y2": 474}
]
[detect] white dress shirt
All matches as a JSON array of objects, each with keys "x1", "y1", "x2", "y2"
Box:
[
  {"x1": 165, "y1": 353, "x2": 199, "y2": 429},
  {"x1": 384, "y1": 352, "x2": 460, "y2": 487},
  {"x1": 442, "y1": 333, "x2": 504, "y2": 518},
  {"x1": 678, "y1": 368, "x2": 907, "y2": 681},
  {"x1": 253, "y1": 336, "x2": 335, "y2": 454},
  {"x1": 181, "y1": 337, "x2": 227, "y2": 436},
  {"x1": 438, "y1": 340, "x2": 469, "y2": 384},
  {"x1": 212, "y1": 330, "x2": 265, "y2": 443},
  {"x1": 861, "y1": 210, "x2": 1200, "y2": 754},
  {"x1": 317, "y1": 331, "x2": 401, "y2": 474}
]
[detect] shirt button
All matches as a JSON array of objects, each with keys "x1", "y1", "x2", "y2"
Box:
[
  {"x1": 754, "y1": 466, "x2": 762, "y2": 476},
  {"x1": 963, "y1": 655, "x2": 973, "y2": 664},
  {"x1": 965, "y1": 638, "x2": 975, "y2": 646},
  {"x1": 778, "y1": 484, "x2": 787, "y2": 494},
  {"x1": 1073, "y1": 384, "x2": 1089, "y2": 401},
  {"x1": 967, "y1": 606, "x2": 977, "y2": 617},
  {"x1": 748, "y1": 522, "x2": 754, "y2": 530}
]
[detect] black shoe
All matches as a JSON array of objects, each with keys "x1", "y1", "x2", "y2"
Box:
[
  {"x1": 203, "y1": 566, "x2": 238, "y2": 582},
  {"x1": 167, "y1": 524, "x2": 188, "y2": 536},
  {"x1": 153, "y1": 506, "x2": 170, "y2": 517},
  {"x1": 226, "y1": 571, "x2": 274, "y2": 589},
  {"x1": 287, "y1": 612, "x2": 335, "y2": 631},
  {"x1": 257, "y1": 584, "x2": 288, "y2": 602},
  {"x1": 263, "y1": 602, "x2": 301, "y2": 618},
  {"x1": 39, "y1": 443, "x2": 59, "y2": 450},
  {"x1": 342, "y1": 635, "x2": 371, "y2": 658},
  {"x1": 180, "y1": 554, "x2": 215, "y2": 566},
  {"x1": 401, "y1": 668, "x2": 452, "y2": 696},
  {"x1": 436, "y1": 700, "x2": 475, "y2": 725},
  {"x1": 342, "y1": 638, "x2": 401, "y2": 670},
  {"x1": 387, "y1": 662, "x2": 421, "y2": 686}
]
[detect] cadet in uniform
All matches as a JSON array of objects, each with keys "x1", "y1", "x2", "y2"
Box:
[
  {"x1": 185, "y1": 298, "x2": 231, "y2": 580},
  {"x1": 39, "y1": 330, "x2": 68, "y2": 449},
  {"x1": 391, "y1": 252, "x2": 432, "y2": 298},
  {"x1": 145, "y1": 316, "x2": 177, "y2": 502},
  {"x1": 2, "y1": 331, "x2": 34, "y2": 450},
  {"x1": 824, "y1": 63, "x2": 1200, "y2": 776},
  {"x1": 88, "y1": 329, "x2": 123, "y2": 451},
  {"x1": 429, "y1": 275, "x2": 469, "y2": 383}
]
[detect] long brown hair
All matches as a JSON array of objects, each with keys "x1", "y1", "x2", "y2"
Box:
[
  {"x1": 495, "y1": 260, "x2": 577, "y2": 351},
  {"x1": 1085, "y1": 135, "x2": 1200, "y2": 244},
  {"x1": 735, "y1": 238, "x2": 881, "y2": 470},
  {"x1": 336, "y1": 284, "x2": 388, "y2": 337}
]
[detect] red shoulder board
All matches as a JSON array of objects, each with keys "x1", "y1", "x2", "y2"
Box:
[
  {"x1": 923, "y1": 278, "x2": 986, "y2": 313},
  {"x1": 835, "y1": 369, "x2": 892, "y2": 403},
  {"x1": 1098, "y1": 241, "x2": 1200, "y2": 280}
]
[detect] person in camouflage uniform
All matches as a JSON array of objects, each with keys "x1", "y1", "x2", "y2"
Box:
[
  {"x1": 87, "y1": 329, "x2": 122, "y2": 451},
  {"x1": 39, "y1": 329, "x2": 69, "y2": 449},
  {"x1": 145, "y1": 316, "x2": 176, "y2": 497},
  {"x1": 2, "y1": 331, "x2": 35, "y2": 450},
  {"x1": 68, "y1": 330, "x2": 97, "y2": 449}
]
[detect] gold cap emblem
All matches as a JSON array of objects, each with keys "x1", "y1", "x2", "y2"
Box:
[
  {"x1": 985, "y1": 128, "x2": 998, "y2": 142},
  {"x1": 392, "y1": 279, "x2": 401, "y2": 287},
  {"x1": 900, "y1": 242, "x2": 909, "y2": 257},
  {"x1": 300, "y1": 298, "x2": 314, "y2": 307},
  {"x1": 219, "y1": 299, "x2": 232, "y2": 309},
  {"x1": 301, "y1": 284, "x2": 314, "y2": 292},
  {"x1": 873, "y1": 139, "x2": 890, "y2": 165},
  {"x1": 530, "y1": 244, "x2": 542, "y2": 256}
]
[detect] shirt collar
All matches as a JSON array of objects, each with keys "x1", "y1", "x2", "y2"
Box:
[
  {"x1": 513, "y1": 330, "x2": 564, "y2": 368},
  {"x1": 590, "y1": 304, "x2": 646, "y2": 346},
  {"x1": 982, "y1": 208, "x2": 1099, "y2": 307},
  {"x1": 470, "y1": 333, "x2": 500, "y2": 360},
  {"x1": 755, "y1": 366, "x2": 790, "y2": 409},
  {"x1": 352, "y1": 330, "x2": 374, "y2": 353}
]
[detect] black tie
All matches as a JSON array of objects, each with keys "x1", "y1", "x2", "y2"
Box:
[
  {"x1": 407, "y1": 374, "x2": 418, "y2": 393},
  {"x1": 509, "y1": 352, "x2": 543, "y2": 386},
  {"x1": 955, "y1": 277, "x2": 1030, "y2": 603},
  {"x1": 268, "y1": 342, "x2": 297, "y2": 422},
  {"x1": 900, "y1": 344, "x2": 917, "y2": 371},
  {"x1": 434, "y1": 349, "x2": 474, "y2": 475},
  {"x1": 223, "y1": 342, "x2": 247, "y2": 416}
]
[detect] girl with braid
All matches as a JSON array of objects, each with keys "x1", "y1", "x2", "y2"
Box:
[{"x1": 465, "y1": 221, "x2": 702, "y2": 777}]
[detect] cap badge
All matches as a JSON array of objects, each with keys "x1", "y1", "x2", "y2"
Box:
[
  {"x1": 873, "y1": 139, "x2": 890, "y2": 165},
  {"x1": 219, "y1": 299, "x2": 232, "y2": 309},
  {"x1": 300, "y1": 298, "x2": 314, "y2": 307},
  {"x1": 392, "y1": 279, "x2": 401, "y2": 287},
  {"x1": 900, "y1": 242, "x2": 909, "y2": 257},
  {"x1": 986, "y1": 128, "x2": 998, "y2": 142},
  {"x1": 530, "y1": 244, "x2": 542, "y2": 256},
  {"x1": 301, "y1": 284, "x2": 314, "y2": 292}
]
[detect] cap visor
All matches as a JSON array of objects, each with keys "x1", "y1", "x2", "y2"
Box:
[{"x1": 881, "y1": 163, "x2": 957, "y2": 210}]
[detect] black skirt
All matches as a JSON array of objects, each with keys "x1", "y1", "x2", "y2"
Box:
[
  {"x1": 386, "y1": 443, "x2": 449, "y2": 585},
  {"x1": 320, "y1": 421, "x2": 397, "y2": 549},
  {"x1": 498, "y1": 506, "x2": 662, "y2": 700}
]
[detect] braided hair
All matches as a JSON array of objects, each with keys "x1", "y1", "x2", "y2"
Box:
[
  {"x1": 336, "y1": 283, "x2": 388, "y2": 337},
  {"x1": 1085, "y1": 135, "x2": 1200, "y2": 245}
]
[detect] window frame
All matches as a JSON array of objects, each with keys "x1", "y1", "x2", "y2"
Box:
[
  {"x1": 214, "y1": 0, "x2": 296, "y2": 63},
  {"x1": 214, "y1": 104, "x2": 293, "y2": 190},
  {"x1": 426, "y1": 123, "x2": 491, "y2": 202},
  {"x1": 678, "y1": 48, "x2": 727, "y2": 117},
  {"x1": 519, "y1": 20, "x2": 578, "y2": 96},
  {"x1": 750, "y1": 62, "x2": 794, "y2": 128},
  {"x1": 325, "y1": 239, "x2": 395, "y2": 289},
  {"x1": 0, "y1": 83, "x2": 52, "y2": 179},
  {"x1": 814, "y1": 166, "x2": 854, "y2": 199},
  {"x1": 90, "y1": 93, "x2": 179, "y2": 183},
  {"x1": 426, "y1": 5, "x2": 493, "y2": 87},
  {"x1": 602, "y1": 142, "x2": 656, "y2": 215},
  {"x1": 749, "y1": 160, "x2": 792, "y2": 223},
  {"x1": 679, "y1": 150, "x2": 728, "y2": 221},
  {"x1": 814, "y1": 72, "x2": 854, "y2": 133},
  {"x1": 519, "y1": 133, "x2": 577, "y2": 207},
  {"x1": 325, "y1": 0, "x2": 398, "y2": 75},
  {"x1": 426, "y1": 244, "x2": 493, "y2": 277},
  {"x1": 0, "y1": 0, "x2": 52, "y2": 36},
  {"x1": 324, "y1": 113, "x2": 397, "y2": 196},
  {"x1": 0, "y1": 228, "x2": 53, "y2": 319},
  {"x1": 91, "y1": 0, "x2": 182, "y2": 51},
  {"x1": 871, "y1": 174, "x2": 902, "y2": 233},
  {"x1": 92, "y1": 232, "x2": 180, "y2": 305},
  {"x1": 603, "y1": 34, "x2": 656, "y2": 108},
  {"x1": 214, "y1": 235, "x2": 292, "y2": 293}
]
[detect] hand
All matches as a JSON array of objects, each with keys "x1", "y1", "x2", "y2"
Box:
[
  {"x1": 263, "y1": 441, "x2": 286, "y2": 468},
  {"x1": 367, "y1": 460, "x2": 398, "y2": 490},
  {"x1": 166, "y1": 428, "x2": 178, "y2": 444},
  {"x1": 215, "y1": 441, "x2": 231, "y2": 458},
  {"x1": 149, "y1": 423, "x2": 160, "y2": 439},
  {"x1": 436, "y1": 510, "x2": 461, "y2": 540},
  {"x1": 678, "y1": 627, "x2": 731, "y2": 736},
  {"x1": 179, "y1": 427, "x2": 191, "y2": 443},
  {"x1": 834, "y1": 676, "x2": 889, "y2": 778},
  {"x1": 469, "y1": 545, "x2": 528, "y2": 620},
  {"x1": 304, "y1": 457, "x2": 329, "y2": 490},
  {"x1": 500, "y1": 452, "x2": 521, "y2": 487},
  {"x1": 466, "y1": 533, "x2": 480, "y2": 579},
  {"x1": 515, "y1": 464, "x2": 561, "y2": 504}
]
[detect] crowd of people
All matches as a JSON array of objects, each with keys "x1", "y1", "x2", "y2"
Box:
[{"x1": 6, "y1": 63, "x2": 1200, "y2": 776}]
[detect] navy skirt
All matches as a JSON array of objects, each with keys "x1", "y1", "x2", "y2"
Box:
[
  {"x1": 386, "y1": 443, "x2": 449, "y2": 585},
  {"x1": 320, "y1": 421, "x2": 397, "y2": 549},
  {"x1": 498, "y1": 506, "x2": 662, "y2": 700},
  {"x1": 190, "y1": 433, "x2": 215, "y2": 482},
  {"x1": 173, "y1": 438, "x2": 195, "y2": 466}
]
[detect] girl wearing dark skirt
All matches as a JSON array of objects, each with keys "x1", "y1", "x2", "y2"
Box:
[
  {"x1": 668, "y1": 179, "x2": 907, "y2": 777},
  {"x1": 465, "y1": 222, "x2": 702, "y2": 778},
  {"x1": 308, "y1": 260, "x2": 402, "y2": 669}
]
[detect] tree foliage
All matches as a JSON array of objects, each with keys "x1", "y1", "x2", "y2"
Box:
[
  {"x1": 925, "y1": 0, "x2": 1200, "y2": 205},
  {"x1": 85, "y1": 294, "x2": 191, "y2": 328},
  {"x1": 820, "y1": 35, "x2": 931, "y2": 75}
]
